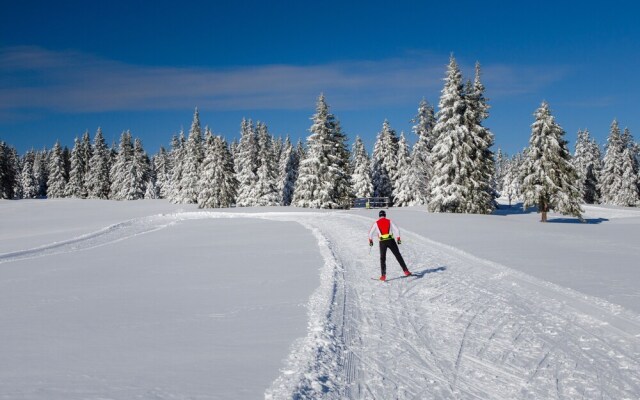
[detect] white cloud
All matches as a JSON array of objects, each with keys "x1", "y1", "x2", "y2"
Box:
[{"x1": 0, "y1": 46, "x2": 569, "y2": 114}]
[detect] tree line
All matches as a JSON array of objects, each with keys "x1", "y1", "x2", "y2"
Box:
[{"x1": 1, "y1": 56, "x2": 639, "y2": 220}]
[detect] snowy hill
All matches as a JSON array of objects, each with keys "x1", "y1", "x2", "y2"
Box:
[{"x1": 1, "y1": 200, "x2": 639, "y2": 399}]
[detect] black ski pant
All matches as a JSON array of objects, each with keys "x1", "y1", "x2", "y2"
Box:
[{"x1": 379, "y1": 239, "x2": 408, "y2": 276}]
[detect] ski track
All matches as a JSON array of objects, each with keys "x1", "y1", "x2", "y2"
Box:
[{"x1": 3, "y1": 210, "x2": 640, "y2": 399}]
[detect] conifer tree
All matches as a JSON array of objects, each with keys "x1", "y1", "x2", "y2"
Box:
[
  {"x1": 293, "y1": 94, "x2": 350, "y2": 208},
  {"x1": 131, "y1": 138, "x2": 150, "y2": 200},
  {"x1": 235, "y1": 119, "x2": 260, "y2": 206},
  {"x1": 109, "y1": 131, "x2": 135, "y2": 200},
  {"x1": 33, "y1": 149, "x2": 49, "y2": 198},
  {"x1": 502, "y1": 152, "x2": 523, "y2": 207},
  {"x1": 428, "y1": 55, "x2": 476, "y2": 213},
  {"x1": 520, "y1": 102, "x2": 583, "y2": 222},
  {"x1": 198, "y1": 132, "x2": 238, "y2": 208},
  {"x1": 254, "y1": 122, "x2": 280, "y2": 206},
  {"x1": 410, "y1": 99, "x2": 436, "y2": 204},
  {"x1": 573, "y1": 129, "x2": 602, "y2": 204},
  {"x1": 66, "y1": 137, "x2": 86, "y2": 198},
  {"x1": 277, "y1": 136, "x2": 299, "y2": 206},
  {"x1": 86, "y1": 128, "x2": 112, "y2": 199},
  {"x1": 0, "y1": 143, "x2": 19, "y2": 199},
  {"x1": 393, "y1": 132, "x2": 415, "y2": 206},
  {"x1": 599, "y1": 120, "x2": 626, "y2": 205},
  {"x1": 167, "y1": 132, "x2": 186, "y2": 203},
  {"x1": 20, "y1": 150, "x2": 38, "y2": 199},
  {"x1": 371, "y1": 120, "x2": 398, "y2": 200},
  {"x1": 464, "y1": 62, "x2": 495, "y2": 213},
  {"x1": 47, "y1": 141, "x2": 67, "y2": 198},
  {"x1": 351, "y1": 136, "x2": 373, "y2": 199},
  {"x1": 177, "y1": 108, "x2": 204, "y2": 204},
  {"x1": 153, "y1": 146, "x2": 171, "y2": 199}
]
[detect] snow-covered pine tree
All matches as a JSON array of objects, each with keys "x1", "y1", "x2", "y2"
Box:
[
  {"x1": 198, "y1": 132, "x2": 238, "y2": 208},
  {"x1": 520, "y1": 102, "x2": 583, "y2": 222},
  {"x1": 428, "y1": 55, "x2": 476, "y2": 213},
  {"x1": 371, "y1": 120, "x2": 399, "y2": 200},
  {"x1": 66, "y1": 137, "x2": 86, "y2": 198},
  {"x1": 618, "y1": 145, "x2": 640, "y2": 206},
  {"x1": 464, "y1": 62, "x2": 495, "y2": 214},
  {"x1": 47, "y1": 140, "x2": 67, "y2": 198},
  {"x1": 393, "y1": 133, "x2": 415, "y2": 206},
  {"x1": 254, "y1": 122, "x2": 280, "y2": 206},
  {"x1": 599, "y1": 120, "x2": 625, "y2": 205},
  {"x1": 277, "y1": 136, "x2": 299, "y2": 206},
  {"x1": 20, "y1": 150, "x2": 38, "y2": 199},
  {"x1": 293, "y1": 94, "x2": 351, "y2": 208},
  {"x1": 410, "y1": 99, "x2": 436, "y2": 205},
  {"x1": 177, "y1": 108, "x2": 204, "y2": 204},
  {"x1": 86, "y1": 128, "x2": 112, "y2": 199},
  {"x1": 350, "y1": 136, "x2": 373, "y2": 199},
  {"x1": 573, "y1": 129, "x2": 602, "y2": 204},
  {"x1": 235, "y1": 118, "x2": 260, "y2": 206}
]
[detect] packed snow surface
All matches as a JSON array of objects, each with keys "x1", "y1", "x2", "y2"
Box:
[{"x1": 1, "y1": 199, "x2": 639, "y2": 399}]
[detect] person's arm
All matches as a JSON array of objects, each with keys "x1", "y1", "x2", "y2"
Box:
[
  {"x1": 368, "y1": 222, "x2": 379, "y2": 244},
  {"x1": 390, "y1": 221, "x2": 401, "y2": 243}
]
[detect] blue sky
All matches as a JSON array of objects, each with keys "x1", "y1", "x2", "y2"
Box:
[{"x1": 1, "y1": 0, "x2": 639, "y2": 156}]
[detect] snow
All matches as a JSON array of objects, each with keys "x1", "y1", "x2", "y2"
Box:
[{"x1": 1, "y1": 199, "x2": 639, "y2": 399}]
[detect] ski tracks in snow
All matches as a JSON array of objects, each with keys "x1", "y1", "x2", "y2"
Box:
[{"x1": 3, "y1": 210, "x2": 640, "y2": 399}]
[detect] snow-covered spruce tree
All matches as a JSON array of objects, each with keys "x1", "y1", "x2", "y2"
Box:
[
  {"x1": 371, "y1": 120, "x2": 399, "y2": 200},
  {"x1": 293, "y1": 94, "x2": 351, "y2": 208},
  {"x1": 131, "y1": 138, "x2": 150, "y2": 200},
  {"x1": 20, "y1": 150, "x2": 38, "y2": 199},
  {"x1": 520, "y1": 102, "x2": 583, "y2": 222},
  {"x1": 254, "y1": 122, "x2": 280, "y2": 206},
  {"x1": 573, "y1": 129, "x2": 602, "y2": 204},
  {"x1": 277, "y1": 136, "x2": 299, "y2": 206},
  {"x1": 494, "y1": 148, "x2": 506, "y2": 194},
  {"x1": 198, "y1": 132, "x2": 238, "y2": 208},
  {"x1": 66, "y1": 137, "x2": 86, "y2": 198},
  {"x1": 176, "y1": 108, "x2": 204, "y2": 204},
  {"x1": 152, "y1": 146, "x2": 171, "y2": 199},
  {"x1": 350, "y1": 136, "x2": 373, "y2": 199},
  {"x1": 109, "y1": 131, "x2": 135, "y2": 200},
  {"x1": 46, "y1": 141, "x2": 67, "y2": 198},
  {"x1": 86, "y1": 128, "x2": 112, "y2": 199},
  {"x1": 410, "y1": 99, "x2": 436, "y2": 205},
  {"x1": 599, "y1": 120, "x2": 625, "y2": 205},
  {"x1": 463, "y1": 62, "x2": 495, "y2": 213},
  {"x1": 234, "y1": 118, "x2": 260, "y2": 206},
  {"x1": 428, "y1": 55, "x2": 476, "y2": 213},
  {"x1": 167, "y1": 132, "x2": 185, "y2": 203},
  {"x1": 393, "y1": 133, "x2": 415, "y2": 206},
  {"x1": 618, "y1": 145, "x2": 640, "y2": 206},
  {"x1": 501, "y1": 152, "x2": 523, "y2": 207},
  {"x1": 1, "y1": 143, "x2": 20, "y2": 199},
  {"x1": 0, "y1": 141, "x2": 17, "y2": 199},
  {"x1": 33, "y1": 149, "x2": 49, "y2": 198}
]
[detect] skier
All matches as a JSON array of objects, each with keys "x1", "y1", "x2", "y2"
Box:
[{"x1": 368, "y1": 210, "x2": 411, "y2": 281}]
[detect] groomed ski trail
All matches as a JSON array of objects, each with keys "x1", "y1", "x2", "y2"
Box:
[{"x1": 3, "y1": 210, "x2": 639, "y2": 399}]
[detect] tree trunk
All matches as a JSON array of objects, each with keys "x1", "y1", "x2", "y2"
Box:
[{"x1": 540, "y1": 196, "x2": 548, "y2": 222}]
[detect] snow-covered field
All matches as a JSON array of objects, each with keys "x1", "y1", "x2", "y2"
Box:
[{"x1": 1, "y1": 199, "x2": 639, "y2": 399}]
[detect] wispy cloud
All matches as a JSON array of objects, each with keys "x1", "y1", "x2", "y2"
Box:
[{"x1": 0, "y1": 46, "x2": 570, "y2": 116}]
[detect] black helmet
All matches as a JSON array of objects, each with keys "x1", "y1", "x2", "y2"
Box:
[{"x1": 378, "y1": 210, "x2": 386, "y2": 217}]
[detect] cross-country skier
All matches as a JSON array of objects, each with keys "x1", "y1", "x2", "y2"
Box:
[{"x1": 368, "y1": 210, "x2": 411, "y2": 281}]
